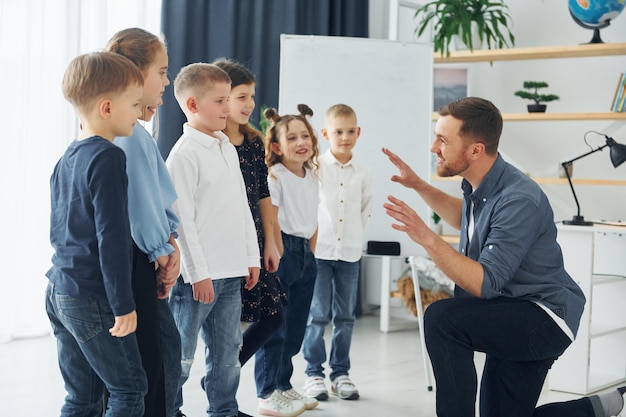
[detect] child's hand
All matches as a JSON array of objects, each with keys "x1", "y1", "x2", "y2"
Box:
[
  {"x1": 156, "y1": 254, "x2": 169, "y2": 269},
  {"x1": 244, "y1": 267, "x2": 260, "y2": 290},
  {"x1": 157, "y1": 251, "x2": 180, "y2": 279},
  {"x1": 192, "y1": 278, "x2": 214, "y2": 304},
  {"x1": 156, "y1": 274, "x2": 176, "y2": 299},
  {"x1": 110, "y1": 310, "x2": 138, "y2": 337},
  {"x1": 156, "y1": 253, "x2": 181, "y2": 298},
  {"x1": 156, "y1": 245, "x2": 181, "y2": 298},
  {"x1": 264, "y1": 244, "x2": 280, "y2": 273}
]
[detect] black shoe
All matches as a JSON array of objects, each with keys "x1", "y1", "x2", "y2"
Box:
[
  {"x1": 238, "y1": 411, "x2": 254, "y2": 417},
  {"x1": 175, "y1": 412, "x2": 186, "y2": 417}
]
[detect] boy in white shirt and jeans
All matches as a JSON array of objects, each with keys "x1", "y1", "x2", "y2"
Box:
[
  {"x1": 302, "y1": 104, "x2": 373, "y2": 401},
  {"x1": 165, "y1": 63, "x2": 260, "y2": 417}
]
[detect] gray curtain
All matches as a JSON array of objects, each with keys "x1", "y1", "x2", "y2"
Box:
[{"x1": 158, "y1": 0, "x2": 368, "y2": 158}]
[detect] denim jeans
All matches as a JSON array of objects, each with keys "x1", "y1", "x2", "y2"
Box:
[
  {"x1": 254, "y1": 233, "x2": 317, "y2": 398},
  {"x1": 169, "y1": 276, "x2": 242, "y2": 417},
  {"x1": 157, "y1": 298, "x2": 181, "y2": 417},
  {"x1": 303, "y1": 259, "x2": 359, "y2": 381},
  {"x1": 45, "y1": 282, "x2": 148, "y2": 417},
  {"x1": 424, "y1": 296, "x2": 572, "y2": 417}
]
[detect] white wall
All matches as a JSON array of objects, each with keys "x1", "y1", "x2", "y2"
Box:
[{"x1": 370, "y1": 0, "x2": 626, "y2": 224}]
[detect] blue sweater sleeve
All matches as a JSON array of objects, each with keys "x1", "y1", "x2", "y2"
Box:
[
  {"x1": 90, "y1": 148, "x2": 135, "y2": 316},
  {"x1": 115, "y1": 126, "x2": 178, "y2": 262}
]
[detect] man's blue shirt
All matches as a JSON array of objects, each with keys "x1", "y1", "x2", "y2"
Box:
[{"x1": 456, "y1": 154, "x2": 585, "y2": 336}]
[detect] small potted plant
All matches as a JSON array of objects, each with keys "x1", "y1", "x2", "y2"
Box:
[
  {"x1": 514, "y1": 81, "x2": 560, "y2": 113},
  {"x1": 258, "y1": 104, "x2": 270, "y2": 135},
  {"x1": 413, "y1": 0, "x2": 515, "y2": 57},
  {"x1": 430, "y1": 211, "x2": 442, "y2": 235}
]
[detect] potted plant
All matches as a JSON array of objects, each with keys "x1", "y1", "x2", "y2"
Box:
[
  {"x1": 257, "y1": 104, "x2": 270, "y2": 135},
  {"x1": 430, "y1": 211, "x2": 442, "y2": 235},
  {"x1": 414, "y1": 0, "x2": 515, "y2": 57},
  {"x1": 514, "y1": 81, "x2": 560, "y2": 113}
]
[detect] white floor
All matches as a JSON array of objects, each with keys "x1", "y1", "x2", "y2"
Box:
[{"x1": 0, "y1": 313, "x2": 583, "y2": 416}]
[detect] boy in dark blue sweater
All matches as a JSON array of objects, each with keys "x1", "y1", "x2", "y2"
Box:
[{"x1": 45, "y1": 51, "x2": 147, "y2": 417}]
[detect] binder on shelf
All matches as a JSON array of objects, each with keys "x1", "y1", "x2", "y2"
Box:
[{"x1": 611, "y1": 72, "x2": 623, "y2": 111}]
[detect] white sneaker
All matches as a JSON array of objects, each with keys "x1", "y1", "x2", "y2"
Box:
[
  {"x1": 280, "y1": 388, "x2": 319, "y2": 410},
  {"x1": 257, "y1": 390, "x2": 305, "y2": 417},
  {"x1": 303, "y1": 376, "x2": 329, "y2": 400},
  {"x1": 331, "y1": 375, "x2": 360, "y2": 400}
]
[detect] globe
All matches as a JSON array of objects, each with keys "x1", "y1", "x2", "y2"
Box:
[{"x1": 568, "y1": 0, "x2": 626, "y2": 43}]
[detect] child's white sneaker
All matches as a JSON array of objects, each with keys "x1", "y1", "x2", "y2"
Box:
[
  {"x1": 257, "y1": 390, "x2": 305, "y2": 417},
  {"x1": 280, "y1": 387, "x2": 319, "y2": 410},
  {"x1": 331, "y1": 375, "x2": 360, "y2": 400},
  {"x1": 303, "y1": 376, "x2": 329, "y2": 400}
]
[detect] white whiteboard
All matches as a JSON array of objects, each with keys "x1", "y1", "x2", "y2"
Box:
[{"x1": 278, "y1": 34, "x2": 433, "y2": 256}]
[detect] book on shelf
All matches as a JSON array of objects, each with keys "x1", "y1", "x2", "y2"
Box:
[
  {"x1": 612, "y1": 72, "x2": 626, "y2": 112},
  {"x1": 611, "y1": 72, "x2": 623, "y2": 111},
  {"x1": 619, "y1": 76, "x2": 626, "y2": 112}
]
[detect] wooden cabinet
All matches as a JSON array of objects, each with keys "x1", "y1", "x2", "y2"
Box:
[{"x1": 549, "y1": 224, "x2": 626, "y2": 394}]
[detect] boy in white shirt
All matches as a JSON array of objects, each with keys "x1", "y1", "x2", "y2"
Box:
[
  {"x1": 165, "y1": 63, "x2": 260, "y2": 417},
  {"x1": 302, "y1": 104, "x2": 373, "y2": 401}
]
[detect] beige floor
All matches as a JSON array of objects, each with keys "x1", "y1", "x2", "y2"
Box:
[{"x1": 0, "y1": 313, "x2": 584, "y2": 416}]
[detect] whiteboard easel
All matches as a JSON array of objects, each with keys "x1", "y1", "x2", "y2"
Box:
[{"x1": 278, "y1": 34, "x2": 433, "y2": 256}]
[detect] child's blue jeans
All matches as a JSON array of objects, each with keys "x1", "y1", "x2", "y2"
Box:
[
  {"x1": 169, "y1": 276, "x2": 242, "y2": 417},
  {"x1": 45, "y1": 282, "x2": 147, "y2": 417},
  {"x1": 254, "y1": 233, "x2": 317, "y2": 398},
  {"x1": 303, "y1": 258, "x2": 360, "y2": 381}
]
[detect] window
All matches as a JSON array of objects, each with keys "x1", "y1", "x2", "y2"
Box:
[{"x1": 0, "y1": 0, "x2": 161, "y2": 342}]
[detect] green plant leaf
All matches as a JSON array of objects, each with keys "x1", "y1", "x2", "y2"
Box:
[{"x1": 414, "y1": 0, "x2": 514, "y2": 56}]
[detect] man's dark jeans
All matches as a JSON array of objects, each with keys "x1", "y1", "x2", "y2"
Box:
[{"x1": 424, "y1": 296, "x2": 572, "y2": 417}]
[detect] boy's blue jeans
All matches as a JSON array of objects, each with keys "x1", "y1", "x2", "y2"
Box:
[
  {"x1": 424, "y1": 296, "x2": 572, "y2": 417},
  {"x1": 303, "y1": 259, "x2": 359, "y2": 381},
  {"x1": 169, "y1": 276, "x2": 242, "y2": 417},
  {"x1": 254, "y1": 233, "x2": 317, "y2": 398},
  {"x1": 45, "y1": 282, "x2": 147, "y2": 417}
]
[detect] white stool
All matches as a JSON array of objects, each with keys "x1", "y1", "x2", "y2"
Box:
[{"x1": 368, "y1": 254, "x2": 435, "y2": 391}]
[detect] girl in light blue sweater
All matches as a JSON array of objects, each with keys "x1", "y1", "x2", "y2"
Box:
[{"x1": 107, "y1": 28, "x2": 181, "y2": 417}]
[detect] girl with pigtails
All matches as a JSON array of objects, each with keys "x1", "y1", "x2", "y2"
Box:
[{"x1": 254, "y1": 105, "x2": 321, "y2": 417}]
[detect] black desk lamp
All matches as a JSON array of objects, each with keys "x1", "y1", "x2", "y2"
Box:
[{"x1": 561, "y1": 135, "x2": 626, "y2": 226}]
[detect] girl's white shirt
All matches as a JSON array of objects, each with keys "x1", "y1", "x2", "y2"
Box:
[{"x1": 268, "y1": 163, "x2": 319, "y2": 239}]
